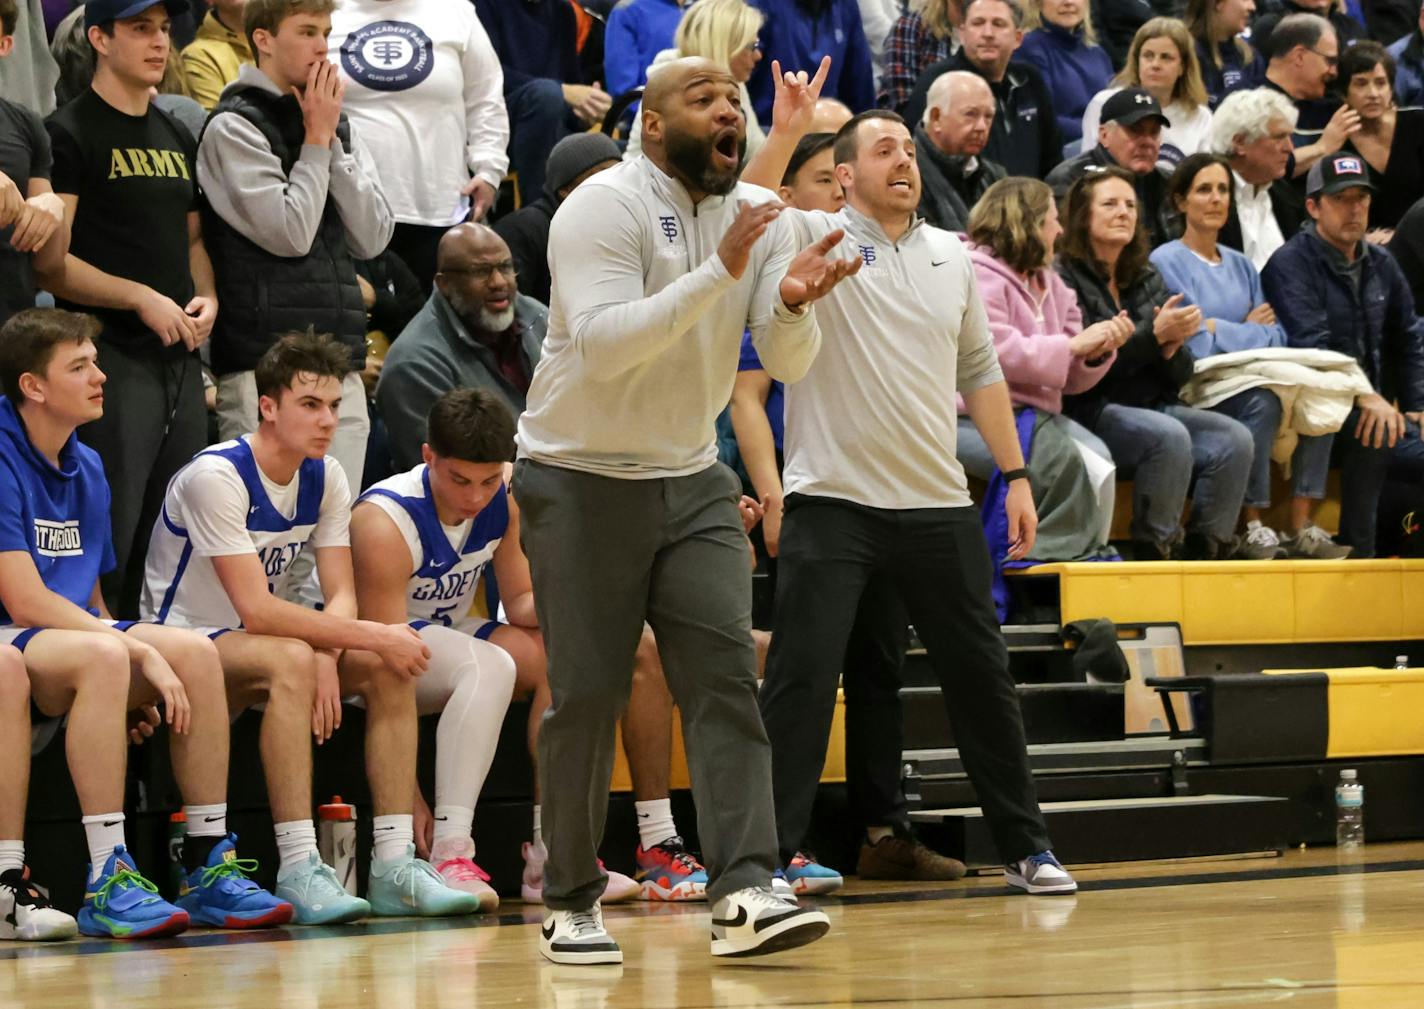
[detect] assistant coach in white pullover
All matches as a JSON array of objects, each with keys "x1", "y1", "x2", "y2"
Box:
[
  {"x1": 742, "y1": 67, "x2": 1079, "y2": 897},
  {"x1": 515, "y1": 57, "x2": 858, "y2": 965}
]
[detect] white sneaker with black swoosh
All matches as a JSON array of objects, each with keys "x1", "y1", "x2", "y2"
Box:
[
  {"x1": 709, "y1": 886, "x2": 830, "y2": 957},
  {"x1": 539, "y1": 903, "x2": 623, "y2": 965}
]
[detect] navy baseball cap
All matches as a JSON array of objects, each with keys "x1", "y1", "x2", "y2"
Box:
[
  {"x1": 1306, "y1": 154, "x2": 1377, "y2": 198},
  {"x1": 1101, "y1": 87, "x2": 1169, "y2": 128},
  {"x1": 85, "y1": 0, "x2": 190, "y2": 30}
]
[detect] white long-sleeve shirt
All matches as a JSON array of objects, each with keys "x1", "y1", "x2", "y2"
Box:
[
  {"x1": 329, "y1": 0, "x2": 508, "y2": 227},
  {"x1": 517, "y1": 156, "x2": 821, "y2": 478},
  {"x1": 781, "y1": 206, "x2": 1004, "y2": 510}
]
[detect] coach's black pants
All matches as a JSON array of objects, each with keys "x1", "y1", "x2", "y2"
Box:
[{"x1": 759, "y1": 496, "x2": 1051, "y2": 865}]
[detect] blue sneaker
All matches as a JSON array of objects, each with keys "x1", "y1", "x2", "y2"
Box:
[
  {"x1": 176, "y1": 834, "x2": 293, "y2": 929},
  {"x1": 783, "y1": 852, "x2": 843, "y2": 895},
  {"x1": 275, "y1": 851, "x2": 370, "y2": 925},
  {"x1": 78, "y1": 845, "x2": 189, "y2": 939}
]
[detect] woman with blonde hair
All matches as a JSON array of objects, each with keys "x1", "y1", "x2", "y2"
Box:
[
  {"x1": 1016, "y1": 0, "x2": 1113, "y2": 144},
  {"x1": 1185, "y1": 0, "x2": 1264, "y2": 107},
  {"x1": 1081, "y1": 18, "x2": 1214, "y2": 168},
  {"x1": 878, "y1": 0, "x2": 962, "y2": 114},
  {"x1": 624, "y1": 0, "x2": 766, "y2": 160}
]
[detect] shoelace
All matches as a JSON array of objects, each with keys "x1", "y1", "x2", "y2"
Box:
[
  {"x1": 656, "y1": 846, "x2": 703, "y2": 873},
  {"x1": 437, "y1": 857, "x2": 491, "y2": 883},
  {"x1": 1299, "y1": 525, "x2": 1331, "y2": 546},
  {"x1": 1026, "y1": 851, "x2": 1061, "y2": 868},
  {"x1": 392, "y1": 858, "x2": 445, "y2": 894},
  {"x1": 92, "y1": 868, "x2": 159, "y2": 910},
  {"x1": 566, "y1": 907, "x2": 605, "y2": 939},
  {"x1": 195, "y1": 857, "x2": 261, "y2": 891},
  {"x1": 745, "y1": 886, "x2": 795, "y2": 911},
  {"x1": 1246, "y1": 524, "x2": 1281, "y2": 547}
]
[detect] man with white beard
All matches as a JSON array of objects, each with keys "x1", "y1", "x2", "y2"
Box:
[{"x1": 377, "y1": 223, "x2": 548, "y2": 471}]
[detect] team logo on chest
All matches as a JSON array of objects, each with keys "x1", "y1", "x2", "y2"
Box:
[
  {"x1": 655, "y1": 212, "x2": 685, "y2": 259},
  {"x1": 858, "y1": 244, "x2": 877, "y2": 267},
  {"x1": 34, "y1": 519, "x2": 82, "y2": 557},
  {"x1": 340, "y1": 21, "x2": 434, "y2": 92}
]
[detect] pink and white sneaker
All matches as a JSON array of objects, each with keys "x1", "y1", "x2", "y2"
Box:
[
  {"x1": 432, "y1": 840, "x2": 499, "y2": 912},
  {"x1": 521, "y1": 840, "x2": 641, "y2": 904}
]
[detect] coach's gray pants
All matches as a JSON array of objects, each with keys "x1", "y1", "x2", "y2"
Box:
[{"x1": 513, "y1": 458, "x2": 777, "y2": 909}]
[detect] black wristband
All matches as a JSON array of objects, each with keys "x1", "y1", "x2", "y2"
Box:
[{"x1": 1002, "y1": 468, "x2": 1030, "y2": 484}]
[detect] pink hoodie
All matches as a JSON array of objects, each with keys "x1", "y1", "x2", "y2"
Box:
[{"x1": 959, "y1": 243, "x2": 1115, "y2": 415}]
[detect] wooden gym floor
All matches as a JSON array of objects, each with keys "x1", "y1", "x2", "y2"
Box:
[{"x1": 4, "y1": 843, "x2": 1424, "y2": 1009}]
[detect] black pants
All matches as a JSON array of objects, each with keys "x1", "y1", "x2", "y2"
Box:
[
  {"x1": 759, "y1": 496, "x2": 1051, "y2": 865},
  {"x1": 387, "y1": 223, "x2": 446, "y2": 296},
  {"x1": 78, "y1": 338, "x2": 207, "y2": 617},
  {"x1": 1333, "y1": 411, "x2": 1424, "y2": 557}
]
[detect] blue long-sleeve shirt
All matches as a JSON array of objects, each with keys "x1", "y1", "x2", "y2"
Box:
[
  {"x1": 746, "y1": 0, "x2": 876, "y2": 124},
  {"x1": 1016, "y1": 22, "x2": 1113, "y2": 144},
  {"x1": 1150, "y1": 240, "x2": 1286, "y2": 358},
  {"x1": 604, "y1": 0, "x2": 688, "y2": 96},
  {"x1": 473, "y1": 0, "x2": 581, "y2": 94}
]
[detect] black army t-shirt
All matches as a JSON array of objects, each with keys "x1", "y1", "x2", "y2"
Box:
[
  {"x1": 46, "y1": 89, "x2": 198, "y2": 348},
  {"x1": 0, "y1": 96, "x2": 52, "y2": 327}
]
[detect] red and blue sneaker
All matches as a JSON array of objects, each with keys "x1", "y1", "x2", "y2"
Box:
[
  {"x1": 78, "y1": 846, "x2": 189, "y2": 939},
  {"x1": 783, "y1": 852, "x2": 843, "y2": 895},
  {"x1": 176, "y1": 834, "x2": 293, "y2": 928},
  {"x1": 634, "y1": 836, "x2": 708, "y2": 901}
]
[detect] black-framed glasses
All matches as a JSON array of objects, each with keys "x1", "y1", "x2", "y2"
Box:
[
  {"x1": 439, "y1": 261, "x2": 518, "y2": 281},
  {"x1": 1307, "y1": 47, "x2": 1338, "y2": 67}
]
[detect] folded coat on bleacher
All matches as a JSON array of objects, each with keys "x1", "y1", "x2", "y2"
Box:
[{"x1": 1180, "y1": 347, "x2": 1374, "y2": 464}]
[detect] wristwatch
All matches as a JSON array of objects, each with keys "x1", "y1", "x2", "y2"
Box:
[{"x1": 1002, "y1": 468, "x2": 1030, "y2": 484}]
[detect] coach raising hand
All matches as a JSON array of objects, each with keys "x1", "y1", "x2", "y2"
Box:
[{"x1": 514, "y1": 56, "x2": 853, "y2": 966}]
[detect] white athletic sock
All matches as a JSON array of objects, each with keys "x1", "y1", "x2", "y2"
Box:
[
  {"x1": 184, "y1": 803, "x2": 227, "y2": 838},
  {"x1": 0, "y1": 840, "x2": 23, "y2": 874},
  {"x1": 431, "y1": 805, "x2": 475, "y2": 861},
  {"x1": 635, "y1": 798, "x2": 677, "y2": 850},
  {"x1": 81, "y1": 812, "x2": 126, "y2": 883},
  {"x1": 532, "y1": 804, "x2": 542, "y2": 847},
  {"x1": 274, "y1": 819, "x2": 318, "y2": 873},
  {"x1": 372, "y1": 814, "x2": 413, "y2": 863}
]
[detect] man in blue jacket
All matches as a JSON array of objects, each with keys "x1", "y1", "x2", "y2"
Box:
[
  {"x1": 1262, "y1": 154, "x2": 1424, "y2": 558},
  {"x1": 1387, "y1": 3, "x2": 1424, "y2": 108},
  {"x1": 747, "y1": 0, "x2": 876, "y2": 124},
  {"x1": 604, "y1": 0, "x2": 694, "y2": 98}
]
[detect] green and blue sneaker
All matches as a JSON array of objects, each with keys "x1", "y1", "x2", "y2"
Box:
[{"x1": 78, "y1": 846, "x2": 189, "y2": 939}]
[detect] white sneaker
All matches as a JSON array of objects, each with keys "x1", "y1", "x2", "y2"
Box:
[
  {"x1": 770, "y1": 869, "x2": 794, "y2": 898},
  {"x1": 539, "y1": 903, "x2": 623, "y2": 965},
  {"x1": 1005, "y1": 851, "x2": 1078, "y2": 894},
  {"x1": 709, "y1": 886, "x2": 830, "y2": 957},
  {"x1": 1283, "y1": 524, "x2": 1353, "y2": 560},
  {"x1": 0, "y1": 867, "x2": 77, "y2": 941}
]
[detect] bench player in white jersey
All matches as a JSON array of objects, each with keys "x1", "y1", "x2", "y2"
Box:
[
  {"x1": 0, "y1": 309, "x2": 292, "y2": 941},
  {"x1": 141, "y1": 331, "x2": 478, "y2": 923},
  {"x1": 353, "y1": 389, "x2": 649, "y2": 907}
]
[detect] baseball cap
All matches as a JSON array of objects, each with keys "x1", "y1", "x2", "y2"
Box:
[
  {"x1": 1306, "y1": 154, "x2": 1377, "y2": 197},
  {"x1": 85, "y1": 0, "x2": 190, "y2": 31},
  {"x1": 1100, "y1": 88, "x2": 1169, "y2": 129}
]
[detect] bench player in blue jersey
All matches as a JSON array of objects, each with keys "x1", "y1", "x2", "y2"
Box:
[
  {"x1": 0, "y1": 309, "x2": 292, "y2": 940},
  {"x1": 141, "y1": 331, "x2": 477, "y2": 923}
]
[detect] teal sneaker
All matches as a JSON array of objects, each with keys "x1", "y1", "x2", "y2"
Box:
[
  {"x1": 783, "y1": 852, "x2": 844, "y2": 895},
  {"x1": 368, "y1": 844, "x2": 482, "y2": 917},
  {"x1": 176, "y1": 834, "x2": 293, "y2": 929},
  {"x1": 78, "y1": 845, "x2": 189, "y2": 939},
  {"x1": 274, "y1": 851, "x2": 370, "y2": 925}
]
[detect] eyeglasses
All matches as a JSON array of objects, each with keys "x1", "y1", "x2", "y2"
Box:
[
  {"x1": 741, "y1": 38, "x2": 762, "y2": 53},
  {"x1": 439, "y1": 261, "x2": 518, "y2": 281},
  {"x1": 1307, "y1": 47, "x2": 1338, "y2": 67}
]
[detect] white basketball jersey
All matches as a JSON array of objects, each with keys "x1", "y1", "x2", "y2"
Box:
[
  {"x1": 142, "y1": 439, "x2": 333, "y2": 629},
  {"x1": 359, "y1": 465, "x2": 507, "y2": 626}
]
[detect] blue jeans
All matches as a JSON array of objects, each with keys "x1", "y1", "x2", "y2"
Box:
[
  {"x1": 1298, "y1": 412, "x2": 1424, "y2": 557},
  {"x1": 506, "y1": 77, "x2": 573, "y2": 204},
  {"x1": 1091, "y1": 402, "x2": 1253, "y2": 544},
  {"x1": 1210, "y1": 389, "x2": 1281, "y2": 509}
]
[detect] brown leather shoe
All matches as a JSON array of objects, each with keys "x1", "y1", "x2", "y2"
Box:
[{"x1": 856, "y1": 835, "x2": 967, "y2": 881}]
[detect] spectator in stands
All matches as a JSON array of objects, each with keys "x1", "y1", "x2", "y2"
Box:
[
  {"x1": 1094, "y1": 0, "x2": 1152, "y2": 70},
  {"x1": 1057, "y1": 167, "x2": 1254, "y2": 559},
  {"x1": 1262, "y1": 155, "x2": 1424, "y2": 557},
  {"x1": 0, "y1": 0, "x2": 57, "y2": 116},
  {"x1": 1367, "y1": 0, "x2": 1417, "y2": 56},
  {"x1": 604, "y1": 0, "x2": 694, "y2": 98},
  {"x1": 858, "y1": 0, "x2": 903, "y2": 81},
  {"x1": 960, "y1": 176, "x2": 1128, "y2": 544},
  {"x1": 1047, "y1": 88, "x2": 1176, "y2": 247},
  {"x1": 624, "y1": 0, "x2": 767, "y2": 161},
  {"x1": 1387, "y1": 1, "x2": 1424, "y2": 108},
  {"x1": 1391, "y1": 195, "x2": 1424, "y2": 310},
  {"x1": 181, "y1": 0, "x2": 251, "y2": 110},
  {"x1": 0, "y1": 0, "x2": 69, "y2": 328},
  {"x1": 879, "y1": 0, "x2": 961, "y2": 114},
  {"x1": 1016, "y1": 0, "x2": 1113, "y2": 145},
  {"x1": 1253, "y1": 0, "x2": 1364, "y2": 61},
  {"x1": 746, "y1": 0, "x2": 876, "y2": 123},
  {"x1": 916, "y1": 70, "x2": 1006, "y2": 232},
  {"x1": 377, "y1": 224, "x2": 547, "y2": 472},
  {"x1": 1262, "y1": 14, "x2": 1357, "y2": 175},
  {"x1": 39, "y1": 0, "x2": 217, "y2": 616},
  {"x1": 1338, "y1": 42, "x2": 1424, "y2": 233},
  {"x1": 1081, "y1": 19, "x2": 1214, "y2": 170},
  {"x1": 495, "y1": 133, "x2": 620, "y2": 308},
  {"x1": 1210, "y1": 88, "x2": 1304, "y2": 269},
  {"x1": 330, "y1": 0, "x2": 507, "y2": 291},
  {"x1": 1149, "y1": 153, "x2": 1331, "y2": 559},
  {"x1": 0, "y1": 307, "x2": 292, "y2": 941},
  {"x1": 905, "y1": 0, "x2": 1063, "y2": 178},
  {"x1": 811, "y1": 95, "x2": 854, "y2": 130},
  {"x1": 474, "y1": 0, "x2": 609, "y2": 206},
  {"x1": 1186, "y1": 0, "x2": 1265, "y2": 108},
  {"x1": 197, "y1": 0, "x2": 392, "y2": 498}
]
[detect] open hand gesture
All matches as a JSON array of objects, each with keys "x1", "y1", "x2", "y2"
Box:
[{"x1": 779, "y1": 227, "x2": 861, "y2": 308}]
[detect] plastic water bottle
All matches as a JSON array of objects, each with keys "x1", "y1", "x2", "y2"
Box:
[
  {"x1": 318, "y1": 796, "x2": 358, "y2": 894},
  {"x1": 1395, "y1": 655, "x2": 1409, "y2": 671},
  {"x1": 167, "y1": 811, "x2": 187, "y2": 898},
  {"x1": 1335, "y1": 770, "x2": 1364, "y2": 850}
]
